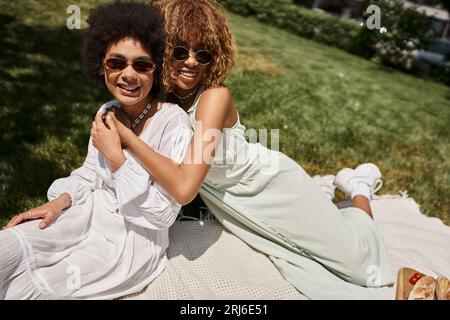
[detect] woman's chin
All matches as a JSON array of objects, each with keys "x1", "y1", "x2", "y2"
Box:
[
  {"x1": 112, "y1": 90, "x2": 146, "y2": 106},
  {"x1": 114, "y1": 95, "x2": 141, "y2": 107},
  {"x1": 177, "y1": 77, "x2": 201, "y2": 91}
]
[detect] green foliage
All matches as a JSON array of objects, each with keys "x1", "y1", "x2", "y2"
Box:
[
  {"x1": 367, "y1": 0, "x2": 432, "y2": 70},
  {"x1": 220, "y1": 0, "x2": 447, "y2": 83},
  {"x1": 220, "y1": 0, "x2": 363, "y2": 53}
]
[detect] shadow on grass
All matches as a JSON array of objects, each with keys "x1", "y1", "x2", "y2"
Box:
[{"x1": 0, "y1": 13, "x2": 109, "y2": 218}]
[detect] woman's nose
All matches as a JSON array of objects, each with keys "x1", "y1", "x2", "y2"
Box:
[
  {"x1": 184, "y1": 54, "x2": 198, "y2": 67},
  {"x1": 121, "y1": 64, "x2": 137, "y2": 80}
]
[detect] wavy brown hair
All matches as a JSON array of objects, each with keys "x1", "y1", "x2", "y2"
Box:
[{"x1": 154, "y1": 0, "x2": 235, "y2": 92}]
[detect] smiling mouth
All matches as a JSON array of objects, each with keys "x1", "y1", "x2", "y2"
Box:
[
  {"x1": 178, "y1": 70, "x2": 199, "y2": 78},
  {"x1": 117, "y1": 83, "x2": 140, "y2": 93}
]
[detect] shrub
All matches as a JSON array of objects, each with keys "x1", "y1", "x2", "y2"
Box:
[
  {"x1": 220, "y1": 0, "x2": 363, "y2": 52},
  {"x1": 220, "y1": 0, "x2": 447, "y2": 85},
  {"x1": 364, "y1": 0, "x2": 432, "y2": 71}
]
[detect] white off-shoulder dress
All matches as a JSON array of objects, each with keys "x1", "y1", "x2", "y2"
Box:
[{"x1": 0, "y1": 101, "x2": 192, "y2": 300}]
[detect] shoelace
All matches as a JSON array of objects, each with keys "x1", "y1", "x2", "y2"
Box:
[{"x1": 372, "y1": 179, "x2": 383, "y2": 194}]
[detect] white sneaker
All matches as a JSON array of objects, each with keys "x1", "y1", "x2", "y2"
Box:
[
  {"x1": 312, "y1": 174, "x2": 336, "y2": 201},
  {"x1": 334, "y1": 163, "x2": 383, "y2": 198}
]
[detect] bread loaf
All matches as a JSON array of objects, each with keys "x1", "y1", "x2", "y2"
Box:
[
  {"x1": 435, "y1": 276, "x2": 449, "y2": 300},
  {"x1": 408, "y1": 276, "x2": 435, "y2": 300}
]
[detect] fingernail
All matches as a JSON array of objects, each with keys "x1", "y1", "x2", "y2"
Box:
[{"x1": 39, "y1": 222, "x2": 45, "y2": 229}]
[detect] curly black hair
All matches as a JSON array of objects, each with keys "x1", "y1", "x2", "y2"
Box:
[{"x1": 83, "y1": 1, "x2": 165, "y2": 95}]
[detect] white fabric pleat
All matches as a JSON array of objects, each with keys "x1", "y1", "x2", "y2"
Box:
[{"x1": 0, "y1": 230, "x2": 47, "y2": 299}]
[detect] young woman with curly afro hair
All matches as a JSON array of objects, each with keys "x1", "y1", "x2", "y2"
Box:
[
  {"x1": 105, "y1": 0, "x2": 398, "y2": 299},
  {"x1": 1, "y1": 1, "x2": 192, "y2": 299}
]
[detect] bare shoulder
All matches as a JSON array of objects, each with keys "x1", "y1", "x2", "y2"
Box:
[
  {"x1": 202, "y1": 86, "x2": 232, "y2": 99},
  {"x1": 202, "y1": 87, "x2": 233, "y2": 107},
  {"x1": 197, "y1": 86, "x2": 233, "y2": 117}
]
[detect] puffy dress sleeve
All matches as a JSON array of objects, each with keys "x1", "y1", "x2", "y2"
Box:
[
  {"x1": 47, "y1": 137, "x2": 97, "y2": 206},
  {"x1": 112, "y1": 108, "x2": 192, "y2": 230}
]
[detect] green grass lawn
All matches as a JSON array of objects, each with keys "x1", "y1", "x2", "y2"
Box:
[{"x1": 1, "y1": 1, "x2": 449, "y2": 226}]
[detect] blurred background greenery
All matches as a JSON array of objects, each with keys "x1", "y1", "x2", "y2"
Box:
[{"x1": 0, "y1": 0, "x2": 449, "y2": 226}]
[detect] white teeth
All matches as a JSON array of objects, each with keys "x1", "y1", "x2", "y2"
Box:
[
  {"x1": 118, "y1": 84, "x2": 139, "y2": 92},
  {"x1": 180, "y1": 71, "x2": 198, "y2": 77}
]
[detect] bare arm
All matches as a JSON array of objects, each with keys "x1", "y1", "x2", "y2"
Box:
[{"x1": 113, "y1": 87, "x2": 233, "y2": 205}]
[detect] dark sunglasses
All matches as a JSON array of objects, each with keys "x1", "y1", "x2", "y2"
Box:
[
  {"x1": 104, "y1": 58, "x2": 156, "y2": 73},
  {"x1": 171, "y1": 46, "x2": 213, "y2": 65}
]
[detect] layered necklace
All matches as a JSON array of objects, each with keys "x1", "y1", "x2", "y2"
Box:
[
  {"x1": 172, "y1": 85, "x2": 200, "y2": 104},
  {"x1": 131, "y1": 98, "x2": 153, "y2": 129}
]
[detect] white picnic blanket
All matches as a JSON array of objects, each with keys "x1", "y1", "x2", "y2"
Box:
[
  {"x1": 122, "y1": 194, "x2": 450, "y2": 300},
  {"x1": 368, "y1": 194, "x2": 450, "y2": 281}
]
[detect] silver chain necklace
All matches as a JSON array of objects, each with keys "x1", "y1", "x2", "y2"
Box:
[
  {"x1": 131, "y1": 100, "x2": 153, "y2": 129},
  {"x1": 172, "y1": 86, "x2": 200, "y2": 103}
]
